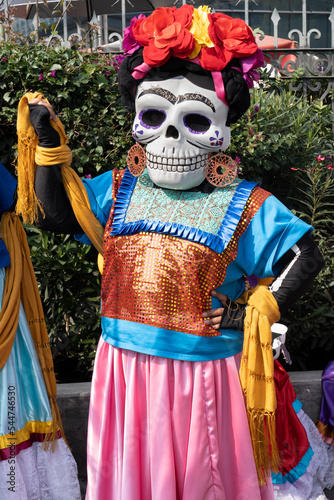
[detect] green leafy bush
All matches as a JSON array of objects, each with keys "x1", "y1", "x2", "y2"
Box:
[
  {"x1": 0, "y1": 41, "x2": 133, "y2": 174},
  {"x1": 280, "y1": 158, "x2": 334, "y2": 371},
  {"x1": 230, "y1": 83, "x2": 333, "y2": 371},
  {"x1": 0, "y1": 41, "x2": 131, "y2": 381},
  {"x1": 26, "y1": 227, "x2": 101, "y2": 381},
  {"x1": 0, "y1": 40, "x2": 333, "y2": 378}
]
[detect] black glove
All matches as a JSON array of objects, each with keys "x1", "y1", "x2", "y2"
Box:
[
  {"x1": 219, "y1": 233, "x2": 324, "y2": 331},
  {"x1": 219, "y1": 299, "x2": 246, "y2": 330},
  {"x1": 28, "y1": 104, "x2": 61, "y2": 148}
]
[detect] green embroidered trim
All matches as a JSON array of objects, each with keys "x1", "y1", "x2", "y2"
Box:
[{"x1": 124, "y1": 171, "x2": 242, "y2": 236}]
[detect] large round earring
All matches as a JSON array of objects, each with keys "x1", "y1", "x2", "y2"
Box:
[
  {"x1": 204, "y1": 154, "x2": 237, "y2": 187},
  {"x1": 127, "y1": 143, "x2": 146, "y2": 177}
]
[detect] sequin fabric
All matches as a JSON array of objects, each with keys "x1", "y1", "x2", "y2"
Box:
[
  {"x1": 125, "y1": 171, "x2": 242, "y2": 235},
  {"x1": 101, "y1": 175, "x2": 270, "y2": 337}
]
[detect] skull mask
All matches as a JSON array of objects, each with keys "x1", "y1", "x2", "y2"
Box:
[{"x1": 132, "y1": 76, "x2": 231, "y2": 190}]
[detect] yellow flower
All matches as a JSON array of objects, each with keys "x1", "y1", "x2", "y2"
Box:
[{"x1": 188, "y1": 5, "x2": 214, "y2": 59}]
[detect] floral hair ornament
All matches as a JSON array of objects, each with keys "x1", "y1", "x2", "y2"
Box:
[{"x1": 122, "y1": 5, "x2": 264, "y2": 105}]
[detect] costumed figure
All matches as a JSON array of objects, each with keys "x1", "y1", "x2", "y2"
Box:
[
  {"x1": 316, "y1": 361, "x2": 334, "y2": 445},
  {"x1": 14, "y1": 5, "x2": 334, "y2": 499},
  {"x1": 0, "y1": 163, "x2": 81, "y2": 499}
]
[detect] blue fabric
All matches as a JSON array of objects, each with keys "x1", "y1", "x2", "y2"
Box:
[
  {"x1": 292, "y1": 398, "x2": 303, "y2": 413},
  {"x1": 75, "y1": 170, "x2": 113, "y2": 244},
  {"x1": 271, "y1": 397, "x2": 312, "y2": 484},
  {"x1": 0, "y1": 163, "x2": 17, "y2": 268},
  {"x1": 221, "y1": 196, "x2": 312, "y2": 301},
  {"x1": 235, "y1": 196, "x2": 313, "y2": 281},
  {"x1": 0, "y1": 269, "x2": 52, "y2": 435},
  {"x1": 271, "y1": 446, "x2": 314, "y2": 484},
  {"x1": 76, "y1": 171, "x2": 313, "y2": 361},
  {"x1": 101, "y1": 317, "x2": 244, "y2": 361}
]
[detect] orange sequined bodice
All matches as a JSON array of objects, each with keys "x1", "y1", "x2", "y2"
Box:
[{"x1": 101, "y1": 169, "x2": 270, "y2": 337}]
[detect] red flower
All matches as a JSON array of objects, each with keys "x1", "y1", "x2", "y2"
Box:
[
  {"x1": 132, "y1": 5, "x2": 195, "y2": 67},
  {"x1": 200, "y1": 13, "x2": 258, "y2": 71}
]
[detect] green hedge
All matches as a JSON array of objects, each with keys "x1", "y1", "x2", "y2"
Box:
[{"x1": 0, "y1": 41, "x2": 333, "y2": 379}]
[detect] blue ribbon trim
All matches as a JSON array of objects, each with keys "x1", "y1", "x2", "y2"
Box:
[
  {"x1": 272, "y1": 397, "x2": 312, "y2": 484},
  {"x1": 110, "y1": 169, "x2": 258, "y2": 254},
  {"x1": 271, "y1": 445, "x2": 314, "y2": 484},
  {"x1": 292, "y1": 398, "x2": 303, "y2": 413},
  {"x1": 217, "y1": 180, "x2": 258, "y2": 250}
]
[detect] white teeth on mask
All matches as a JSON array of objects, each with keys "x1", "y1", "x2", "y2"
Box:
[{"x1": 146, "y1": 152, "x2": 209, "y2": 172}]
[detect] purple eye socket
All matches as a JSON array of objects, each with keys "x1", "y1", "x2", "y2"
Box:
[
  {"x1": 139, "y1": 109, "x2": 166, "y2": 129},
  {"x1": 184, "y1": 114, "x2": 211, "y2": 134}
]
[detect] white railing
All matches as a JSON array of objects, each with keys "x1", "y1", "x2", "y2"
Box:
[{"x1": 1, "y1": 1, "x2": 334, "y2": 49}]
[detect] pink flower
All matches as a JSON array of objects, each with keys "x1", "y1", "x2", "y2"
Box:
[
  {"x1": 234, "y1": 156, "x2": 241, "y2": 165},
  {"x1": 50, "y1": 70, "x2": 56, "y2": 77},
  {"x1": 316, "y1": 155, "x2": 325, "y2": 161},
  {"x1": 111, "y1": 54, "x2": 126, "y2": 72},
  {"x1": 123, "y1": 14, "x2": 146, "y2": 55},
  {"x1": 85, "y1": 174, "x2": 92, "y2": 179},
  {"x1": 38, "y1": 73, "x2": 45, "y2": 81},
  {"x1": 104, "y1": 71, "x2": 111, "y2": 77},
  {"x1": 291, "y1": 168, "x2": 298, "y2": 171},
  {"x1": 2, "y1": 57, "x2": 7, "y2": 62},
  {"x1": 233, "y1": 48, "x2": 264, "y2": 88},
  {"x1": 327, "y1": 164, "x2": 333, "y2": 170}
]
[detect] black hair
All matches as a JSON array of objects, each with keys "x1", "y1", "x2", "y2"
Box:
[{"x1": 118, "y1": 48, "x2": 250, "y2": 126}]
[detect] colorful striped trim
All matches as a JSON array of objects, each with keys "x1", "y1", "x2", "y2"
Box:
[
  {"x1": 110, "y1": 168, "x2": 259, "y2": 254},
  {"x1": 271, "y1": 445, "x2": 314, "y2": 484},
  {"x1": 272, "y1": 398, "x2": 312, "y2": 484},
  {"x1": 0, "y1": 430, "x2": 62, "y2": 461},
  {"x1": 0, "y1": 420, "x2": 55, "y2": 451}
]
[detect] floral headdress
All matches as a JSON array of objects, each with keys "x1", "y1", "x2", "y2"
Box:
[{"x1": 122, "y1": 5, "x2": 264, "y2": 105}]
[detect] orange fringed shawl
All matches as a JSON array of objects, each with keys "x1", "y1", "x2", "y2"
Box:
[
  {"x1": 16, "y1": 91, "x2": 104, "y2": 256},
  {"x1": 239, "y1": 284, "x2": 281, "y2": 483},
  {"x1": 0, "y1": 212, "x2": 66, "y2": 446}
]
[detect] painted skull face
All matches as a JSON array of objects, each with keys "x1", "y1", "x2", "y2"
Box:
[{"x1": 133, "y1": 76, "x2": 231, "y2": 190}]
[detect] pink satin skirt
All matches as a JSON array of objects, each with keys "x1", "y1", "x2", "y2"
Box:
[{"x1": 86, "y1": 338, "x2": 274, "y2": 500}]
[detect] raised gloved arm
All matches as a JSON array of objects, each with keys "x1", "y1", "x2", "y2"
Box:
[
  {"x1": 28, "y1": 102, "x2": 83, "y2": 234},
  {"x1": 203, "y1": 232, "x2": 325, "y2": 330}
]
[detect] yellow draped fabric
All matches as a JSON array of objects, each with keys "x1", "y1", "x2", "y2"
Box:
[
  {"x1": 0, "y1": 212, "x2": 65, "y2": 447},
  {"x1": 16, "y1": 92, "x2": 104, "y2": 256},
  {"x1": 0, "y1": 420, "x2": 55, "y2": 450},
  {"x1": 239, "y1": 284, "x2": 281, "y2": 483}
]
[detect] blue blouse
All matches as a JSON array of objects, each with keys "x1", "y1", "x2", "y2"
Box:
[{"x1": 77, "y1": 170, "x2": 312, "y2": 361}]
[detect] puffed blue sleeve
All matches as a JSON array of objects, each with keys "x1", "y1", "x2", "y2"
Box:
[
  {"x1": 75, "y1": 171, "x2": 113, "y2": 245},
  {"x1": 235, "y1": 194, "x2": 313, "y2": 279}
]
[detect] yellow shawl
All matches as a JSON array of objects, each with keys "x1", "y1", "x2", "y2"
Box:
[
  {"x1": 0, "y1": 212, "x2": 65, "y2": 445},
  {"x1": 239, "y1": 284, "x2": 281, "y2": 483},
  {"x1": 16, "y1": 91, "x2": 104, "y2": 255}
]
